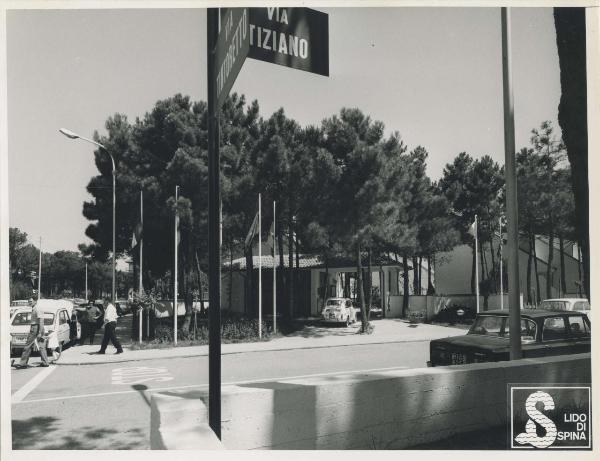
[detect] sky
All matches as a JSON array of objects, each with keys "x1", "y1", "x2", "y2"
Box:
[{"x1": 7, "y1": 6, "x2": 563, "y2": 253}]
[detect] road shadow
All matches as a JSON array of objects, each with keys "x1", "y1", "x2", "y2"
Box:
[
  {"x1": 283, "y1": 324, "x2": 360, "y2": 339},
  {"x1": 12, "y1": 415, "x2": 145, "y2": 450},
  {"x1": 132, "y1": 384, "x2": 151, "y2": 407}
]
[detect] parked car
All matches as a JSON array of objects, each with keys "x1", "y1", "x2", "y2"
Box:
[
  {"x1": 538, "y1": 298, "x2": 591, "y2": 321},
  {"x1": 10, "y1": 299, "x2": 32, "y2": 318},
  {"x1": 353, "y1": 302, "x2": 383, "y2": 320},
  {"x1": 10, "y1": 299, "x2": 81, "y2": 362},
  {"x1": 321, "y1": 297, "x2": 357, "y2": 326},
  {"x1": 115, "y1": 299, "x2": 131, "y2": 316},
  {"x1": 428, "y1": 309, "x2": 590, "y2": 366}
]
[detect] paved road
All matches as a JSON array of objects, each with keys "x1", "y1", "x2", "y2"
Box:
[{"x1": 11, "y1": 340, "x2": 430, "y2": 449}]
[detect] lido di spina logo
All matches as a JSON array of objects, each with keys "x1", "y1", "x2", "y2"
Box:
[{"x1": 510, "y1": 386, "x2": 591, "y2": 449}]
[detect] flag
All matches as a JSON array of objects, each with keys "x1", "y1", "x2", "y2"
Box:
[
  {"x1": 131, "y1": 222, "x2": 143, "y2": 249},
  {"x1": 244, "y1": 212, "x2": 259, "y2": 250},
  {"x1": 266, "y1": 220, "x2": 275, "y2": 252},
  {"x1": 468, "y1": 218, "x2": 477, "y2": 237}
]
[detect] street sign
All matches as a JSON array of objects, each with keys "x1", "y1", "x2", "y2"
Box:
[
  {"x1": 248, "y1": 7, "x2": 329, "y2": 76},
  {"x1": 214, "y1": 8, "x2": 250, "y2": 108}
]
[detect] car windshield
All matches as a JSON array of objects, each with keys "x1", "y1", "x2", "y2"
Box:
[
  {"x1": 12, "y1": 312, "x2": 32, "y2": 325},
  {"x1": 573, "y1": 301, "x2": 590, "y2": 311},
  {"x1": 42, "y1": 314, "x2": 55, "y2": 326},
  {"x1": 539, "y1": 300, "x2": 568, "y2": 311},
  {"x1": 504, "y1": 319, "x2": 537, "y2": 342},
  {"x1": 326, "y1": 300, "x2": 343, "y2": 306},
  {"x1": 469, "y1": 316, "x2": 504, "y2": 336},
  {"x1": 469, "y1": 315, "x2": 537, "y2": 341}
]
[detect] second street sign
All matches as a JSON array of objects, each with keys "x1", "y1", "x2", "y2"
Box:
[
  {"x1": 215, "y1": 8, "x2": 249, "y2": 108},
  {"x1": 248, "y1": 7, "x2": 329, "y2": 76}
]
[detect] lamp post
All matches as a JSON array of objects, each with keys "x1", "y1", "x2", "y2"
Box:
[{"x1": 60, "y1": 128, "x2": 116, "y2": 303}]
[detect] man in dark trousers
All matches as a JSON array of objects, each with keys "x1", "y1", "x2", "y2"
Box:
[{"x1": 97, "y1": 298, "x2": 123, "y2": 354}]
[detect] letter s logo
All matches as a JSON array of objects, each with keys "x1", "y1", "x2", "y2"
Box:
[{"x1": 515, "y1": 391, "x2": 557, "y2": 448}]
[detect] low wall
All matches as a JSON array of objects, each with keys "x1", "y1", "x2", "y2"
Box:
[{"x1": 150, "y1": 353, "x2": 591, "y2": 450}]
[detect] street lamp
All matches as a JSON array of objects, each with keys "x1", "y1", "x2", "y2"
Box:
[{"x1": 59, "y1": 128, "x2": 117, "y2": 303}]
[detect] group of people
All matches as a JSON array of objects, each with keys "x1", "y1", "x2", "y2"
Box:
[{"x1": 13, "y1": 298, "x2": 124, "y2": 369}]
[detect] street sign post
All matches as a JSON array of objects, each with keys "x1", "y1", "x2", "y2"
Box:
[
  {"x1": 248, "y1": 7, "x2": 329, "y2": 76},
  {"x1": 206, "y1": 6, "x2": 328, "y2": 440},
  {"x1": 215, "y1": 8, "x2": 250, "y2": 108}
]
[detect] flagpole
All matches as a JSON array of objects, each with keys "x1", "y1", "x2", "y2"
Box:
[
  {"x1": 85, "y1": 261, "x2": 88, "y2": 302},
  {"x1": 273, "y1": 200, "x2": 276, "y2": 335},
  {"x1": 475, "y1": 215, "x2": 480, "y2": 313},
  {"x1": 258, "y1": 193, "x2": 262, "y2": 339},
  {"x1": 174, "y1": 185, "x2": 179, "y2": 346},
  {"x1": 38, "y1": 237, "x2": 42, "y2": 300},
  {"x1": 139, "y1": 190, "x2": 143, "y2": 295},
  {"x1": 499, "y1": 216, "x2": 504, "y2": 310}
]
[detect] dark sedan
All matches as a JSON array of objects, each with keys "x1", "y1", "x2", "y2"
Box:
[{"x1": 428, "y1": 309, "x2": 590, "y2": 366}]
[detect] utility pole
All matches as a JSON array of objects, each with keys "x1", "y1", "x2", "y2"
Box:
[{"x1": 501, "y1": 7, "x2": 522, "y2": 360}]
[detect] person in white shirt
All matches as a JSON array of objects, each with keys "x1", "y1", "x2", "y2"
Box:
[
  {"x1": 15, "y1": 301, "x2": 50, "y2": 368},
  {"x1": 97, "y1": 298, "x2": 123, "y2": 354}
]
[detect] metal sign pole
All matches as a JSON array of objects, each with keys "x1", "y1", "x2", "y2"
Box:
[
  {"x1": 501, "y1": 7, "x2": 522, "y2": 360},
  {"x1": 207, "y1": 7, "x2": 222, "y2": 440}
]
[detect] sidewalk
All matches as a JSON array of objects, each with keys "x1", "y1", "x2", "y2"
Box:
[{"x1": 58, "y1": 319, "x2": 466, "y2": 366}]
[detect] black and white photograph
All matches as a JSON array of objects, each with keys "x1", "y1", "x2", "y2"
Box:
[{"x1": 0, "y1": 0, "x2": 597, "y2": 456}]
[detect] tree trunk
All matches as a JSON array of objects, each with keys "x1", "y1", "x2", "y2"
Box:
[
  {"x1": 277, "y1": 219, "x2": 285, "y2": 316},
  {"x1": 546, "y1": 229, "x2": 555, "y2": 299},
  {"x1": 356, "y1": 243, "x2": 368, "y2": 332},
  {"x1": 412, "y1": 256, "x2": 419, "y2": 295},
  {"x1": 228, "y1": 245, "x2": 233, "y2": 311},
  {"x1": 181, "y1": 242, "x2": 193, "y2": 332},
  {"x1": 322, "y1": 256, "x2": 329, "y2": 310},
  {"x1": 554, "y1": 8, "x2": 589, "y2": 302},
  {"x1": 366, "y1": 247, "x2": 372, "y2": 319},
  {"x1": 287, "y1": 217, "x2": 294, "y2": 318},
  {"x1": 532, "y1": 236, "x2": 541, "y2": 304},
  {"x1": 559, "y1": 235, "x2": 567, "y2": 296},
  {"x1": 418, "y1": 256, "x2": 423, "y2": 295},
  {"x1": 489, "y1": 236, "x2": 496, "y2": 281},
  {"x1": 427, "y1": 255, "x2": 435, "y2": 295},
  {"x1": 344, "y1": 272, "x2": 351, "y2": 298},
  {"x1": 295, "y1": 233, "x2": 300, "y2": 312},
  {"x1": 527, "y1": 233, "x2": 533, "y2": 305},
  {"x1": 480, "y1": 242, "x2": 487, "y2": 281},
  {"x1": 195, "y1": 251, "x2": 206, "y2": 314},
  {"x1": 577, "y1": 245, "x2": 583, "y2": 297},
  {"x1": 402, "y1": 254, "x2": 409, "y2": 317}
]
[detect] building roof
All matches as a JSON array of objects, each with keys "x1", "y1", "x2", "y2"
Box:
[{"x1": 227, "y1": 253, "x2": 406, "y2": 270}]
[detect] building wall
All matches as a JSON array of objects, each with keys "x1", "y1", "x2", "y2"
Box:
[{"x1": 435, "y1": 240, "x2": 583, "y2": 303}]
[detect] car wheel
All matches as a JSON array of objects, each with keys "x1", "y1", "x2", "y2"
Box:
[{"x1": 49, "y1": 342, "x2": 63, "y2": 363}]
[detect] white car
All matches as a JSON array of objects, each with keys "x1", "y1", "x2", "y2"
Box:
[
  {"x1": 538, "y1": 298, "x2": 591, "y2": 321},
  {"x1": 321, "y1": 298, "x2": 357, "y2": 326},
  {"x1": 10, "y1": 299, "x2": 80, "y2": 362}
]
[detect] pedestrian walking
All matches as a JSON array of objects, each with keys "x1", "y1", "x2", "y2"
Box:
[
  {"x1": 97, "y1": 298, "x2": 123, "y2": 354},
  {"x1": 86, "y1": 302, "x2": 102, "y2": 345},
  {"x1": 14, "y1": 301, "x2": 50, "y2": 369}
]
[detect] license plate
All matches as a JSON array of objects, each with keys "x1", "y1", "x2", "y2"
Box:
[
  {"x1": 12, "y1": 335, "x2": 28, "y2": 345},
  {"x1": 451, "y1": 352, "x2": 466, "y2": 365}
]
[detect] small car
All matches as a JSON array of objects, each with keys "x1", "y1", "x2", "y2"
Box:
[
  {"x1": 538, "y1": 298, "x2": 591, "y2": 321},
  {"x1": 10, "y1": 299, "x2": 81, "y2": 362},
  {"x1": 321, "y1": 298, "x2": 357, "y2": 326},
  {"x1": 428, "y1": 309, "x2": 590, "y2": 366}
]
